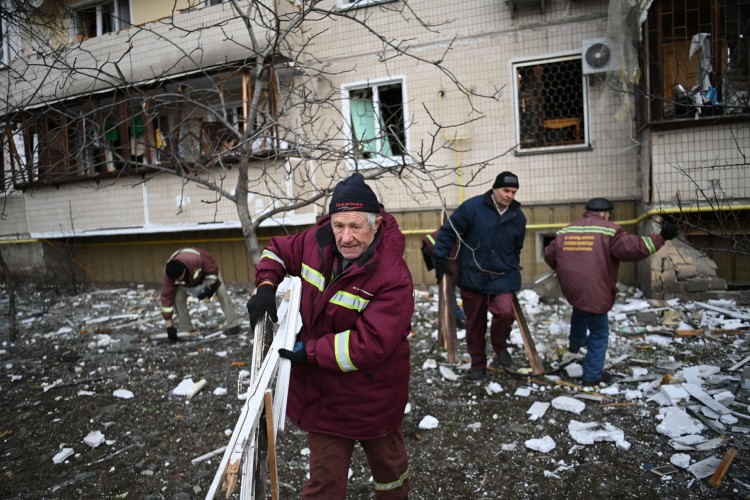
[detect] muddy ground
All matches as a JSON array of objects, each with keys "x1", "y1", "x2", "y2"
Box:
[{"x1": 1, "y1": 283, "x2": 749, "y2": 499}]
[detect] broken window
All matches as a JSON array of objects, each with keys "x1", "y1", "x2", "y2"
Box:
[
  {"x1": 644, "y1": 0, "x2": 750, "y2": 122},
  {"x1": 345, "y1": 80, "x2": 407, "y2": 165},
  {"x1": 0, "y1": 2, "x2": 23, "y2": 67},
  {"x1": 2, "y1": 101, "x2": 164, "y2": 187},
  {"x1": 513, "y1": 56, "x2": 588, "y2": 153},
  {"x1": 71, "y1": 0, "x2": 130, "y2": 41},
  {"x1": 3, "y1": 123, "x2": 38, "y2": 185}
]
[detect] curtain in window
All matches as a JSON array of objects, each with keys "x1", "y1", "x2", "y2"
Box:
[{"x1": 350, "y1": 97, "x2": 378, "y2": 156}]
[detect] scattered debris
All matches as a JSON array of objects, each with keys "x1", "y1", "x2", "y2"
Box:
[
  {"x1": 525, "y1": 435, "x2": 556, "y2": 453},
  {"x1": 52, "y1": 447, "x2": 74, "y2": 464},
  {"x1": 418, "y1": 416, "x2": 439, "y2": 430}
]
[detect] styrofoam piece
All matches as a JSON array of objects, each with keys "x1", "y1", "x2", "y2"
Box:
[
  {"x1": 52, "y1": 447, "x2": 74, "y2": 464},
  {"x1": 527, "y1": 401, "x2": 550, "y2": 421},
  {"x1": 568, "y1": 420, "x2": 625, "y2": 447},
  {"x1": 551, "y1": 396, "x2": 586, "y2": 415},
  {"x1": 656, "y1": 407, "x2": 705, "y2": 438},
  {"x1": 525, "y1": 435, "x2": 556, "y2": 453}
]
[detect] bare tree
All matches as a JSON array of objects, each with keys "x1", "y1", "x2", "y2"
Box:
[
  {"x1": 664, "y1": 135, "x2": 750, "y2": 259},
  {"x1": 0, "y1": 249, "x2": 17, "y2": 341},
  {"x1": 0, "y1": 0, "x2": 504, "y2": 267}
]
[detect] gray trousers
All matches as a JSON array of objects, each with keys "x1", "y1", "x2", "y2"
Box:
[{"x1": 174, "y1": 274, "x2": 240, "y2": 331}]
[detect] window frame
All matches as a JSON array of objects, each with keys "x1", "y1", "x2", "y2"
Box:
[
  {"x1": 643, "y1": 0, "x2": 750, "y2": 126},
  {"x1": 342, "y1": 76, "x2": 409, "y2": 169},
  {"x1": 70, "y1": 0, "x2": 131, "y2": 41},
  {"x1": 0, "y1": 1, "x2": 22, "y2": 68},
  {"x1": 511, "y1": 53, "x2": 591, "y2": 155}
]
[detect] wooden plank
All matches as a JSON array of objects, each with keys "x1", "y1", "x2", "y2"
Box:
[
  {"x1": 675, "y1": 328, "x2": 745, "y2": 337},
  {"x1": 206, "y1": 277, "x2": 302, "y2": 499},
  {"x1": 512, "y1": 292, "x2": 544, "y2": 375},
  {"x1": 438, "y1": 273, "x2": 458, "y2": 363},
  {"x1": 708, "y1": 448, "x2": 737, "y2": 488},
  {"x1": 264, "y1": 390, "x2": 279, "y2": 500}
]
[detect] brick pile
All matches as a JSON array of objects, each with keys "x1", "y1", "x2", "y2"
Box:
[{"x1": 650, "y1": 239, "x2": 732, "y2": 301}]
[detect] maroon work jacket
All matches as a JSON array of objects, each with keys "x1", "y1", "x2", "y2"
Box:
[
  {"x1": 255, "y1": 209, "x2": 413, "y2": 440},
  {"x1": 544, "y1": 212, "x2": 665, "y2": 314}
]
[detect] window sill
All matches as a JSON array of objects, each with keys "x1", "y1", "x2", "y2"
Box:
[
  {"x1": 514, "y1": 144, "x2": 591, "y2": 156},
  {"x1": 346, "y1": 155, "x2": 410, "y2": 170},
  {"x1": 646, "y1": 112, "x2": 750, "y2": 132}
]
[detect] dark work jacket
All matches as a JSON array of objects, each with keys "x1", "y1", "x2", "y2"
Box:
[
  {"x1": 254, "y1": 208, "x2": 413, "y2": 440},
  {"x1": 544, "y1": 211, "x2": 665, "y2": 314},
  {"x1": 433, "y1": 191, "x2": 526, "y2": 294},
  {"x1": 421, "y1": 228, "x2": 459, "y2": 271},
  {"x1": 160, "y1": 247, "x2": 219, "y2": 321}
]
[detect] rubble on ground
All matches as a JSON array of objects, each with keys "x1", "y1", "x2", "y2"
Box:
[{"x1": 0, "y1": 281, "x2": 749, "y2": 498}]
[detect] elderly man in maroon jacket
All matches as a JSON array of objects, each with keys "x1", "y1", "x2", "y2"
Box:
[
  {"x1": 544, "y1": 198, "x2": 678, "y2": 386},
  {"x1": 247, "y1": 173, "x2": 413, "y2": 499}
]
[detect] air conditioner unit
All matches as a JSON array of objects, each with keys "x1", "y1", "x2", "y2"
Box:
[{"x1": 581, "y1": 38, "x2": 621, "y2": 75}]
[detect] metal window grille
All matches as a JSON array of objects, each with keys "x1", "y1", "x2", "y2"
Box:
[
  {"x1": 645, "y1": 0, "x2": 750, "y2": 122},
  {"x1": 513, "y1": 56, "x2": 587, "y2": 152}
]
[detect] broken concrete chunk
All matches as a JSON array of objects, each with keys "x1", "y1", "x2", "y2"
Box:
[
  {"x1": 422, "y1": 359, "x2": 437, "y2": 370},
  {"x1": 485, "y1": 382, "x2": 503, "y2": 395},
  {"x1": 514, "y1": 387, "x2": 532, "y2": 397}
]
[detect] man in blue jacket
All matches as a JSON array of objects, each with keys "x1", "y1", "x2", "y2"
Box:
[{"x1": 434, "y1": 171, "x2": 526, "y2": 380}]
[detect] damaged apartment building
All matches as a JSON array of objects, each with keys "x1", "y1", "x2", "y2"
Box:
[{"x1": 0, "y1": 0, "x2": 748, "y2": 298}]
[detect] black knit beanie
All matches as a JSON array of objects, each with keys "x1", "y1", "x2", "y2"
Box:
[
  {"x1": 329, "y1": 173, "x2": 380, "y2": 214},
  {"x1": 492, "y1": 171, "x2": 520, "y2": 189},
  {"x1": 165, "y1": 260, "x2": 187, "y2": 280}
]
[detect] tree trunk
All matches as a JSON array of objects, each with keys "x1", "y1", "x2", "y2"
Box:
[
  {"x1": 0, "y1": 250, "x2": 17, "y2": 341},
  {"x1": 235, "y1": 160, "x2": 263, "y2": 266}
]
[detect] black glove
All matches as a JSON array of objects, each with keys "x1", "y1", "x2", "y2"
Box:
[
  {"x1": 434, "y1": 258, "x2": 453, "y2": 281},
  {"x1": 198, "y1": 280, "x2": 221, "y2": 300},
  {"x1": 279, "y1": 341, "x2": 307, "y2": 366},
  {"x1": 246, "y1": 283, "x2": 278, "y2": 329},
  {"x1": 167, "y1": 326, "x2": 178, "y2": 341},
  {"x1": 660, "y1": 223, "x2": 678, "y2": 241}
]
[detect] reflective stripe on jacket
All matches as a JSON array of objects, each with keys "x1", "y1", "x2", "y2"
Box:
[
  {"x1": 160, "y1": 247, "x2": 219, "y2": 320},
  {"x1": 543, "y1": 211, "x2": 665, "y2": 314}
]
